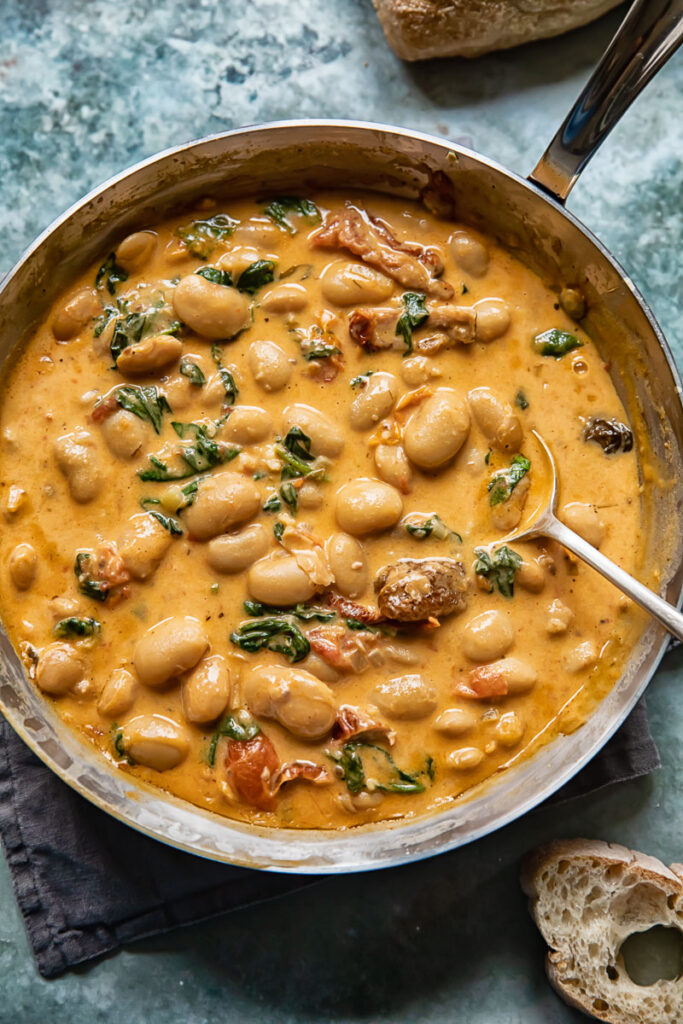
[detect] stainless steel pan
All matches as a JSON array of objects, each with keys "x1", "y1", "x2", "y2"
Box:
[{"x1": 0, "y1": 0, "x2": 681, "y2": 872}]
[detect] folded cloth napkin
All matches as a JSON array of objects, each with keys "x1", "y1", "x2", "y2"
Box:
[{"x1": 0, "y1": 702, "x2": 659, "y2": 979}]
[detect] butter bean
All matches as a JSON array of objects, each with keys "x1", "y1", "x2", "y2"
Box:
[
  {"x1": 260, "y1": 283, "x2": 308, "y2": 313},
  {"x1": 52, "y1": 287, "x2": 100, "y2": 341},
  {"x1": 474, "y1": 299, "x2": 511, "y2": 342},
  {"x1": 335, "y1": 478, "x2": 403, "y2": 536},
  {"x1": 403, "y1": 389, "x2": 470, "y2": 470},
  {"x1": 247, "y1": 555, "x2": 316, "y2": 605},
  {"x1": 561, "y1": 502, "x2": 606, "y2": 548},
  {"x1": 448, "y1": 746, "x2": 485, "y2": 770},
  {"x1": 349, "y1": 372, "x2": 399, "y2": 430},
  {"x1": 244, "y1": 664, "x2": 336, "y2": 740},
  {"x1": 433, "y1": 707, "x2": 477, "y2": 736},
  {"x1": 321, "y1": 260, "x2": 393, "y2": 306},
  {"x1": 373, "y1": 674, "x2": 437, "y2": 720},
  {"x1": 133, "y1": 616, "x2": 209, "y2": 689},
  {"x1": 36, "y1": 643, "x2": 84, "y2": 696},
  {"x1": 115, "y1": 334, "x2": 182, "y2": 376},
  {"x1": 9, "y1": 542, "x2": 37, "y2": 590},
  {"x1": 207, "y1": 524, "x2": 270, "y2": 574},
  {"x1": 173, "y1": 274, "x2": 250, "y2": 340},
  {"x1": 115, "y1": 230, "x2": 157, "y2": 271},
  {"x1": 54, "y1": 429, "x2": 102, "y2": 503},
  {"x1": 248, "y1": 340, "x2": 293, "y2": 392},
  {"x1": 326, "y1": 532, "x2": 368, "y2": 598},
  {"x1": 100, "y1": 409, "x2": 147, "y2": 459},
  {"x1": 182, "y1": 655, "x2": 230, "y2": 724},
  {"x1": 495, "y1": 711, "x2": 525, "y2": 748},
  {"x1": 121, "y1": 715, "x2": 189, "y2": 771},
  {"x1": 281, "y1": 403, "x2": 344, "y2": 458},
  {"x1": 450, "y1": 230, "x2": 489, "y2": 277},
  {"x1": 462, "y1": 610, "x2": 514, "y2": 662},
  {"x1": 183, "y1": 472, "x2": 260, "y2": 541},
  {"x1": 119, "y1": 514, "x2": 172, "y2": 580},
  {"x1": 97, "y1": 668, "x2": 137, "y2": 718},
  {"x1": 222, "y1": 405, "x2": 273, "y2": 445},
  {"x1": 374, "y1": 443, "x2": 412, "y2": 493},
  {"x1": 468, "y1": 387, "x2": 522, "y2": 453}
]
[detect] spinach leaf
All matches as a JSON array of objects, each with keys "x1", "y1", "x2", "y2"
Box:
[
  {"x1": 207, "y1": 711, "x2": 261, "y2": 767},
  {"x1": 328, "y1": 742, "x2": 425, "y2": 795},
  {"x1": 54, "y1": 616, "x2": 101, "y2": 639},
  {"x1": 113, "y1": 728, "x2": 126, "y2": 759},
  {"x1": 533, "y1": 328, "x2": 583, "y2": 358},
  {"x1": 275, "y1": 426, "x2": 327, "y2": 484},
  {"x1": 396, "y1": 292, "x2": 428, "y2": 355},
  {"x1": 93, "y1": 304, "x2": 118, "y2": 338},
  {"x1": 211, "y1": 345, "x2": 238, "y2": 405},
  {"x1": 138, "y1": 422, "x2": 240, "y2": 481},
  {"x1": 262, "y1": 493, "x2": 282, "y2": 513},
  {"x1": 139, "y1": 497, "x2": 183, "y2": 535},
  {"x1": 176, "y1": 214, "x2": 237, "y2": 258},
  {"x1": 230, "y1": 617, "x2": 310, "y2": 663},
  {"x1": 109, "y1": 307, "x2": 180, "y2": 365},
  {"x1": 515, "y1": 389, "x2": 529, "y2": 410},
  {"x1": 237, "y1": 259, "x2": 276, "y2": 294},
  {"x1": 195, "y1": 266, "x2": 232, "y2": 286},
  {"x1": 113, "y1": 385, "x2": 170, "y2": 434},
  {"x1": 294, "y1": 325, "x2": 342, "y2": 362},
  {"x1": 279, "y1": 481, "x2": 298, "y2": 513},
  {"x1": 488, "y1": 454, "x2": 531, "y2": 506},
  {"x1": 74, "y1": 552, "x2": 108, "y2": 602},
  {"x1": 283, "y1": 426, "x2": 313, "y2": 462},
  {"x1": 474, "y1": 545, "x2": 522, "y2": 599},
  {"x1": 273, "y1": 520, "x2": 285, "y2": 542},
  {"x1": 350, "y1": 372, "x2": 375, "y2": 389},
  {"x1": 95, "y1": 253, "x2": 128, "y2": 295},
  {"x1": 243, "y1": 600, "x2": 336, "y2": 622},
  {"x1": 263, "y1": 197, "x2": 321, "y2": 234},
  {"x1": 179, "y1": 358, "x2": 206, "y2": 387},
  {"x1": 404, "y1": 514, "x2": 462, "y2": 543}
]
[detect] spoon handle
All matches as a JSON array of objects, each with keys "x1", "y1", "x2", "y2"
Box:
[{"x1": 544, "y1": 517, "x2": 683, "y2": 643}]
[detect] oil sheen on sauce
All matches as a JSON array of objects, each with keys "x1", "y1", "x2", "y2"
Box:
[{"x1": 0, "y1": 192, "x2": 646, "y2": 829}]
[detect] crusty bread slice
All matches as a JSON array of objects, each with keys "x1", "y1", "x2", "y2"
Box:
[
  {"x1": 521, "y1": 839, "x2": 683, "y2": 1022},
  {"x1": 372, "y1": 0, "x2": 623, "y2": 60}
]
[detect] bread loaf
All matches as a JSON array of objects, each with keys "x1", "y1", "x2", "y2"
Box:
[
  {"x1": 521, "y1": 839, "x2": 683, "y2": 1023},
  {"x1": 372, "y1": 0, "x2": 623, "y2": 60}
]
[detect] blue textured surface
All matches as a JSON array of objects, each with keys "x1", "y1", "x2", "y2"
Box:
[{"x1": 0, "y1": 1, "x2": 681, "y2": 1020}]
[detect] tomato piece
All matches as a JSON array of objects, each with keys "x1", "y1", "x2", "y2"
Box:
[
  {"x1": 226, "y1": 733, "x2": 279, "y2": 811},
  {"x1": 455, "y1": 665, "x2": 508, "y2": 699}
]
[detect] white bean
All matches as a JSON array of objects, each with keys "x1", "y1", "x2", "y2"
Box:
[
  {"x1": 121, "y1": 715, "x2": 189, "y2": 771},
  {"x1": 561, "y1": 502, "x2": 606, "y2": 548},
  {"x1": 9, "y1": 543, "x2": 37, "y2": 590},
  {"x1": 403, "y1": 389, "x2": 470, "y2": 470},
  {"x1": 36, "y1": 643, "x2": 84, "y2": 696},
  {"x1": 433, "y1": 707, "x2": 478, "y2": 736},
  {"x1": 173, "y1": 274, "x2": 250, "y2": 340},
  {"x1": 326, "y1": 532, "x2": 368, "y2": 598},
  {"x1": 349, "y1": 372, "x2": 400, "y2": 431},
  {"x1": 450, "y1": 230, "x2": 489, "y2": 277},
  {"x1": 516, "y1": 557, "x2": 546, "y2": 593},
  {"x1": 247, "y1": 555, "x2": 316, "y2": 605},
  {"x1": 401, "y1": 356, "x2": 438, "y2": 387},
  {"x1": 335, "y1": 478, "x2": 403, "y2": 536},
  {"x1": 448, "y1": 746, "x2": 485, "y2": 770},
  {"x1": 118, "y1": 514, "x2": 172, "y2": 580},
  {"x1": 563, "y1": 640, "x2": 597, "y2": 673},
  {"x1": 462, "y1": 610, "x2": 514, "y2": 662},
  {"x1": 52, "y1": 287, "x2": 100, "y2": 341},
  {"x1": 116, "y1": 334, "x2": 182, "y2": 377},
  {"x1": 133, "y1": 616, "x2": 209, "y2": 689},
  {"x1": 98, "y1": 668, "x2": 137, "y2": 718},
  {"x1": 260, "y1": 283, "x2": 308, "y2": 313},
  {"x1": 468, "y1": 387, "x2": 522, "y2": 453},
  {"x1": 373, "y1": 674, "x2": 437, "y2": 720},
  {"x1": 248, "y1": 340, "x2": 293, "y2": 392},
  {"x1": 222, "y1": 405, "x2": 273, "y2": 445},
  {"x1": 374, "y1": 443, "x2": 412, "y2": 493},
  {"x1": 474, "y1": 299, "x2": 511, "y2": 342},
  {"x1": 320, "y1": 260, "x2": 393, "y2": 306},
  {"x1": 54, "y1": 429, "x2": 102, "y2": 503},
  {"x1": 183, "y1": 472, "x2": 260, "y2": 541},
  {"x1": 546, "y1": 599, "x2": 574, "y2": 635},
  {"x1": 115, "y1": 230, "x2": 157, "y2": 271},
  {"x1": 207, "y1": 523, "x2": 270, "y2": 574},
  {"x1": 244, "y1": 664, "x2": 336, "y2": 739},
  {"x1": 281, "y1": 403, "x2": 344, "y2": 458},
  {"x1": 182, "y1": 655, "x2": 230, "y2": 724},
  {"x1": 100, "y1": 409, "x2": 147, "y2": 460},
  {"x1": 495, "y1": 711, "x2": 525, "y2": 748}
]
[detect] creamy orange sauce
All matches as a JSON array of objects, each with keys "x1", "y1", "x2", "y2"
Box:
[{"x1": 0, "y1": 191, "x2": 646, "y2": 829}]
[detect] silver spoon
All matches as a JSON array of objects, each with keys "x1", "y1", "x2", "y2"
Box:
[{"x1": 498, "y1": 430, "x2": 683, "y2": 643}]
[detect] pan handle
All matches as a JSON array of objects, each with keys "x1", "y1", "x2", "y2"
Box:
[{"x1": 529, "y1": 0, "x2": 683, "y2": 203}]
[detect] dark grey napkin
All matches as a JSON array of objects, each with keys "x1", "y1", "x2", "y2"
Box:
[{"x1": 0, "y1": 701, "x2": 659, "y2": 979}]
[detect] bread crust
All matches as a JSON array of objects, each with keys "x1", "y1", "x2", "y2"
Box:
[
  {"x1": 372, "y1": 0, "x2": 623, "y2": 60},
  {"x1": 521, "y1": 839, "x2": 683, "y2": 1024}
]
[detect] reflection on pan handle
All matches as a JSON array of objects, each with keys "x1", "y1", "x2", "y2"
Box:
[{"x1": 529, "y1": 0, "x2": 683, "y2": 203}]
